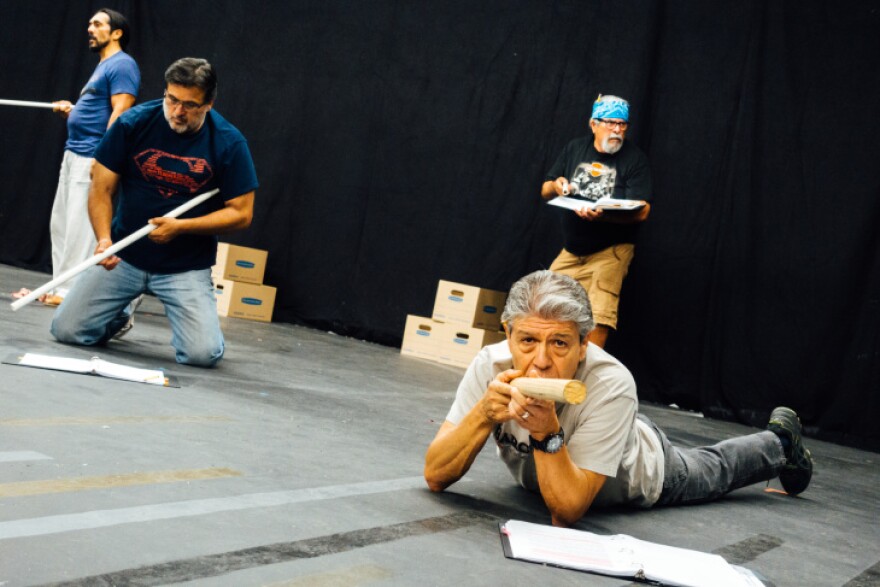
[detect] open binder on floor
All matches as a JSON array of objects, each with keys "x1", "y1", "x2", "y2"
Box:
[
  {"x1": 499, "y1": 520, "x2": 767, "y2": 587},
  {"x1": 4, "y1": 353, "x2": 179, "y2": 387}
]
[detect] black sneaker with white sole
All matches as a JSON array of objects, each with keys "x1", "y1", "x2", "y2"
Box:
[{"x1": 767, "y1": 406, "x2": 813, "y2": 496}]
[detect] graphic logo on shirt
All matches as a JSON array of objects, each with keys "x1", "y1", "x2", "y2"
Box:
[
  {"x1": 134, "y1": 148, "x2": 214, "y2": 198},
  {"x1": 79, "y1": 73, "x2": 100, "y2": 97},
  {"x1": 570, "y1": 161, "x2": 616, "y2": 202},
  {"x1": 494, "y1": 425, "x2": 531, "y2": 455}
]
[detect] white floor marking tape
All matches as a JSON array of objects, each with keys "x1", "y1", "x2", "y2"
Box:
[
  {"x1": 0, "y1": 451, "x2": 52, "y2": 463},
  {"x1": 0, "y1": 476, "x2": 427, "y2": 540}
]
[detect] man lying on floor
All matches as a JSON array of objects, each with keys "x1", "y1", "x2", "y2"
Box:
[{"x1": 424, "y1": 270, "x2": 813, "y2": 526}]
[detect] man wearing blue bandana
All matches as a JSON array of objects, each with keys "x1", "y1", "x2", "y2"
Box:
[{"x1": 540, "y1": 95, "x2": 652, "y2": 348}]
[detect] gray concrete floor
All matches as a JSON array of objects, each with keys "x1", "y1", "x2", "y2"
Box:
[{"x1": 0, "y1": 263, "x2": 878, "y2": 587}]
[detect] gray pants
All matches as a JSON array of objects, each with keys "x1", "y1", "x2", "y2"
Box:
[{"x1": 640, "y1": 416, "x2": 787, "y2": 506}]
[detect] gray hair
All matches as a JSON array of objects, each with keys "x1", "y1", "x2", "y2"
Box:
[
  {"x1": 165, "y1": 58, "x2": 217, "y2": 103},
  {"x1": 501, "y1": 270, "x2": 594, "y2": 339}
]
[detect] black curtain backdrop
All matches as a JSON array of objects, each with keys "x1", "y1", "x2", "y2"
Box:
[{"x1": 1, "y1": 1, "x2": 878, "y2": 449}]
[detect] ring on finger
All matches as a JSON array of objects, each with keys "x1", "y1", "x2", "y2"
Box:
[{"x1": 522, "y1": 411, "x2": 530, "y2": 420}]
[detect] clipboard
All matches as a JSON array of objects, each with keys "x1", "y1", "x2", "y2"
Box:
[
  {"x1": 548, "y1": 195, "x2": 646, "y2": 212},
  {"x1": 499, "y1": 520, "x2": 766, "y2": 587}
]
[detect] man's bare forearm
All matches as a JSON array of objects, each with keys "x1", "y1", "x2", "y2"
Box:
[
  {"x1": 424, "y1": 412, "x2": 494, "y2": 492},
  {"x1": 534, "y1": 449, "x2": 606, "y2": 526},
  {"x1": 87, "y1": 164, "x2": 120, "y2": 242},
  {"x1": 170, "y1": 204, "x2": 252, "y2": 235}
]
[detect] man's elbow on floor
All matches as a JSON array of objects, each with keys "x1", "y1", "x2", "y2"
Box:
[
  {"x1": 425, "y1": 479, "x2": 446, "y2": 493},
  {"x1": 550, "y1": 505, "x2": 590, "y2": 527},
  {"x1": 424, "y1": 469, "x2": 455, "y2": 493},
  {"x1": 551, "y1": 513, "x2": 580, "y2": 527}
]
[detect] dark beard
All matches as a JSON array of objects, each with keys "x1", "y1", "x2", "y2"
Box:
[{"x1": 89, "y1": 38, "x2": 109, "y2": 53}]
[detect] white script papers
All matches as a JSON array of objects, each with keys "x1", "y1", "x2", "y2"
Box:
[
  {"x1": 547, "y1": 195, "x2": 645, "y2": 212},
  {"x1": 12, "y1": 353, "x2": 171, "y2": 386},
  {"x1": 499, "y1": 519, "x2": 757, "y2": 587}
]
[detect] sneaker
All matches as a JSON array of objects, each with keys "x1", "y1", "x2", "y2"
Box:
[
  {"x1": 113, "y1": 294, "x2": 145, "y2": 340},
  {"x1": 767, "y1": 406, "x2": 813, "y2": 496}
]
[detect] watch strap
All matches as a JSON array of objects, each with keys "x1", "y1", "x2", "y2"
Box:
[{"x1": 529, "y1": 428, "x2": 564, "y2": 453}]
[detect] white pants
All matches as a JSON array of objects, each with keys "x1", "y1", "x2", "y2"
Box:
[{"x1": 49, "y1": 150, "x2": 96, "y2": 298}]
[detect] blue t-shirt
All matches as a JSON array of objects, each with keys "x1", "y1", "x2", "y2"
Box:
[
  {"x1": 65, "y1": 51, "x2": 140, "y2": 156},
  {"x1": 94, "y1": 99, "x2": 259, "y2": 273}
]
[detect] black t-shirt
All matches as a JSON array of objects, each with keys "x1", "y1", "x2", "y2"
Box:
[{"x1": 545, "y1": 137, "x2": 653, "y2": 256}]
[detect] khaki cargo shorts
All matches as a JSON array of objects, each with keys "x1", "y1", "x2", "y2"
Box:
[{"x1": 548, "y1": 244, "x2": 635, "y2": 329}]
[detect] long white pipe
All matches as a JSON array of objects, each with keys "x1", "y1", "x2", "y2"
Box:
[
  {"x1": 0, "y1": 99, "x2": 70, "y2": 110},
  {"x1": 11, "y1": 188, "x2": 220, "y2": 311}
]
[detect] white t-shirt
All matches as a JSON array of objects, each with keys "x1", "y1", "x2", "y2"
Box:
[{"x1": 446, "y1": 341, "x2": 665, "y2": 507}]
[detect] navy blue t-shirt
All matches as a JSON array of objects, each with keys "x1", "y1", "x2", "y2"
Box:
[
  {"x1": 95, "y1": 99, "x2": 259, "y2": 273},
  {"x1": 545, "y1": 137, "x2": 653, "y2": 256},
  {"x1": 66, "y1": 51, "x2": 140, "y2": 157}
]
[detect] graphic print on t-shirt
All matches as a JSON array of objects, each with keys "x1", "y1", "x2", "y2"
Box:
[
  {"x1": 79, "y1": 72, "x2": 100, "y2": 98},
  {"x1": 570, "y1": 162, "x2": 616, "y2": 202},
  {"x1": 134, "y1": 148, "x2": 214, "y2": 198}
]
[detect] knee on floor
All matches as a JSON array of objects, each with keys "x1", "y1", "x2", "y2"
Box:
[
  {"x1": 176, "y1": 343, "x2": 224, "y2": 368},
  {"x1": 50, "y1": 316, "x2": 98, "y2": 345}
]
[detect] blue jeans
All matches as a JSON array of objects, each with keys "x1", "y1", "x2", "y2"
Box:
[
  {"x1": 640, "y1": 415, "x2": 787, "y2": 506},
  {"x1": 51, "y1": 261, "x2": 224, "y2": 367}
]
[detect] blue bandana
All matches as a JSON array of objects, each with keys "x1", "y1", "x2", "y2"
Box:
[{"x1": 591, "y1": 96, "x2": 629, "y2": 121}]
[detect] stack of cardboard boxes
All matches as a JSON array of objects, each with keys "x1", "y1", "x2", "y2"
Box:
[
  {"x1": 401, "y1": 280, "x2": 508, "y2": 368},
  {"x1": 212, "y1": 243, "x2": 277, "y2": 323}
]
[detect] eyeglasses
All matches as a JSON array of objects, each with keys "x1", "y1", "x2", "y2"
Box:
[
  {"x1": 597, "y1": 119, "x2": 628, "y2": 130},
  {"x1": 164, "y1": 91, "x2": 204, "y2": 112}
]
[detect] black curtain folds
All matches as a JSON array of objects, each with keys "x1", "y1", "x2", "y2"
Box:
[{"x1": 1, "y1": 0, "x2": 878, "y2": 449}]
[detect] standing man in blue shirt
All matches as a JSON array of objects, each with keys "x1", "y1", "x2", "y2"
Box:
[
  {"x1": 15, "y1": 9, "x2": 141, "y2": 305},
  {"x1": 51, "y1": 58, "x2": 259, "y2": 368}
]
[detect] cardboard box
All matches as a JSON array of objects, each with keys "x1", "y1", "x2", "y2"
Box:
[
  {"x1": 401, "y1": 315, "x2": 506, "y2": 368},
  {"x1": 214, "y1": 279, "x2": 276, "y2": 322},
  {"x1": 433, "y1": 323, "x2": 506, "y2": 368},
  {"x1": 400, "y1": 315, "x2": 442, "y2": 361},
  {"x1": 432, "y1": 280, "x2": 507, "y2": 331},
  {"x1": 212, "y1": 243, "x2": 268, "y2": 285}
]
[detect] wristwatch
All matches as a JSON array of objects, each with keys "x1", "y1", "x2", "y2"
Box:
[{"x1": 530, "y1": 428, "x2": 565, "y2": 454}]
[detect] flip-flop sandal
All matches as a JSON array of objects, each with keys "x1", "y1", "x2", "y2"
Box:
[{"x1": 11, "y1": 288, "x2": 32, "y2": 299}]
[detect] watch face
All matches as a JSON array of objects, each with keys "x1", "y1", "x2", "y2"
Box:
[
  {"x1": 546, "y1": 434, "x2": 564, "y2": 453},
  {"x1": 530, "y1": 428, "x2": 565, "y2": 453}
]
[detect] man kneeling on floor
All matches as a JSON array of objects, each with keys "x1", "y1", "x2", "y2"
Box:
[
  {"x1": 51, "y1": 57, "x2": 258, "y2": 367},
  {"x1": 424, "y1": 270, "x2": 813, "y2": 526}
]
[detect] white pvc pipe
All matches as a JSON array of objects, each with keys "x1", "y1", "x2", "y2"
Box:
[
  {"x1": 0, "y1": 99, "x2": 70, "y2": 110},
  {"x1": 11, "y1": 188, "x2": 220, "y2": 311}
]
